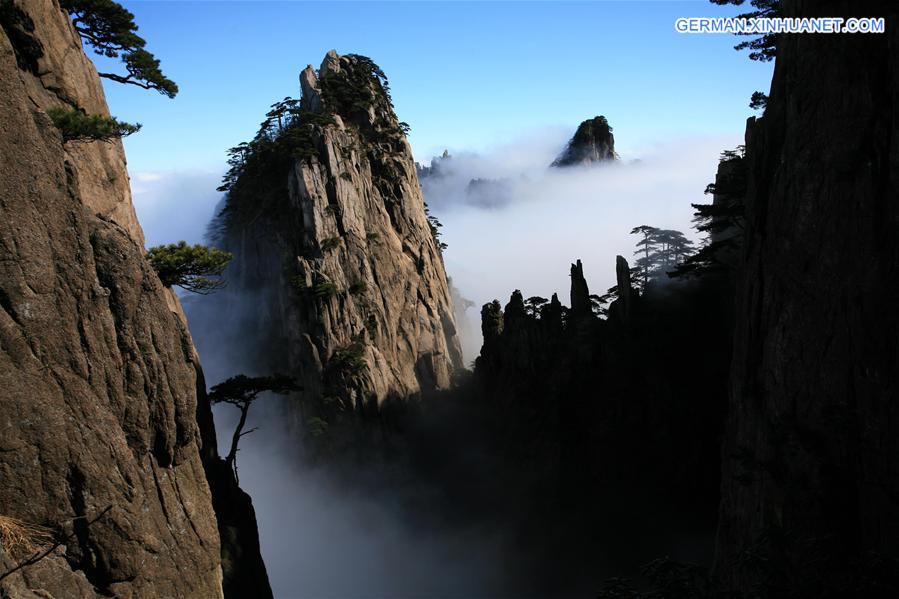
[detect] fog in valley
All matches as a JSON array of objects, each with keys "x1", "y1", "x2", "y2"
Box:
[
  {"x1": 134, "y1": 128, "x2": 735, "y2": 596},
  {"x1": 137, "y1": 130, "x2": 737, "y2": 362}
]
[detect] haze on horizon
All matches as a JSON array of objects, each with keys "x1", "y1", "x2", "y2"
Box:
[{"x1": 120, "y1": 1, "x2": 771, "y2": 362}]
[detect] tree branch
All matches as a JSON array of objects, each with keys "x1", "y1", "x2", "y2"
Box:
[
  {"x1": 239, "y1": 427, "x2": 259, "y2": 438},
  {"x1": 97, "y1": 72, "x2": 153, "y2": 90},
  {"x1": 0, "y1": 505, "x2": 113, "y2": 584}
]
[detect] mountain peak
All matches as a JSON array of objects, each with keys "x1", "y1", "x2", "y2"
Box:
[{"x1": 551, "y1": 115, "x2": 618, "y2": 167}]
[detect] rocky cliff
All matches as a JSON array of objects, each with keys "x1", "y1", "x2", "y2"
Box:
[
  {"x1": 218, "y1": 51, "x2": 463, "y2": 434},
  {"x1": 471, "y1": 255, "x2": 731, "y2": 588},
  {"x1": 475, "y1": 254, "x2": 729, "y2": 490},
  {"x1": 0, "y1": 1, "x2": 267, "y2": 596},
  {"x1": 551, "y1": 115, "x2": 617, "y2": 167},
  {"x1": 715, "y1": 1, "x2": 899, "y2": 593}
]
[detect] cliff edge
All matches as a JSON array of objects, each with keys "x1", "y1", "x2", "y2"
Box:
[
  {"x1": 0, "y1": 1, "x2": 267, "y2": 596},
  {"x1": 716, "y1": 1, "x2": 899, "y2": 593}
]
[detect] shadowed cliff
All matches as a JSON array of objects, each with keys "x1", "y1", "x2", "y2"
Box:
[{"x1": 715, "y1": 1, "x2": 899, "y2": 595}]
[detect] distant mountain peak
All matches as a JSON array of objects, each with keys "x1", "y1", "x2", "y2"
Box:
[{"x1": 551, "y1": 115, "x2": 618, "y2": 167}]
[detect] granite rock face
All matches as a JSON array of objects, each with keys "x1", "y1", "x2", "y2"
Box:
[
  {"x1": 715, "y1": 1, "x2": 899, "y2": 593},
  {"x1": 0, "y1": 0, "x2": 143, "y2": 245},
  {"x1": 551, "y1": 115, "x2": 617, "y2": 167},
  {"x1": 221, "y1": 51, "x2": 463, "y2": 426},
  {"x1": 0, "y1": 1, "x2": 265, "y2": 596}
]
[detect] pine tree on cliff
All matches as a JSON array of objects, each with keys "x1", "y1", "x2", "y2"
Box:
[
  {"x1": 524, "y1": 296, "x2": 549, "y2": 318},
  {"x1": 146, "y1": 242, "x2": 233, "y2": 294},
  {"x1": 672, "y1": 146, "x2": 747, "y2": 279},
  {"x1": 710, "y1": 0, "x2": 779, "y2": 62},
  {"x1": 631, "y1": 226, "x2": 694, "y2": 286},
  {"x1": 46, "y1": 107, "x2": 140, "y2": 143},
  {"x1": 208, "y1": 375, "x2": 298, "y2": 482},
  {"x1": 630, "y1": 225, "x2": 659, "y2": 287},
  {"x1": 60, "y1": 0, "x2": 178, "y2": 97},
  {"x1": 653, "y1": 229, "x2": 694, "y2": 267}
]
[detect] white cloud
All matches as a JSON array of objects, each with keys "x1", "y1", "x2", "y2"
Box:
[
  {"x1": 130, "y1": 168, "x2": 224, "y2": 248},
  {"x1": 421, "y1": 133, "x2": 741, "y2": 362},
  {"x1": 131, "y1": 132, "x2": 740, "y2": 363},
  {"x1": 163, "y1": 128, "x2": 741, "y2": 595}
]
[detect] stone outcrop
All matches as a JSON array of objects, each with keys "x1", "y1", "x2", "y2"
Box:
[
  {"x1": 715, "y1": 1, "x2": 899, "y2": 593},
  {"x1": 569, "y1": 259, "x2": 591, "y2": 317},
  {"x1": 220, "y1": 51, "x2": 463, "y2": 427},
  {"x1": 608, "y1": 255, "x2": 633, "y2": 325},
  {"x1": 0, "y1": 1, "x2": 268, "y2": 596},
  {"x1": 551, "y1": 115, "x2": 617, "y2": 167}
]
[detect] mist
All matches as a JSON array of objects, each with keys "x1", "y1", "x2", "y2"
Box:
[
  {"x1": 181, "y1": 285, "x2": 521, "y2": 598},
  {"x1": 135, "y1": 128, "x2": 737, "y2": 598},
  {"x1": 131, "y1": 169, "x2": 222, "y2": 247},
  {"x1": 420, "y1": 132, "x2": 740, "y2": 362}
]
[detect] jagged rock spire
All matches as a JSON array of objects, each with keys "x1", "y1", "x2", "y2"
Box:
[
  {"x1": 616, "y1": 255, "x2": 633, "y2": 307},
  {"x1": 570, "y1": 259, "x2": 591, "y2": 317},
  {"x1": 611, "y1": 255, "x2": 634, "y2": 324},
  {"x1": 481, "y1": 300, "x2": 504, "y2": 341},
  {"x1": 545, "y1": 293, "x2": 564, "y2": 329},
  {"x1": 505, "y1": 289, "x2": 526, "y2": 320},
  {"x1": 225, "y1": 50, "x2": 463, "y2": 414},
  {"x1": 551, "y1": 115, "x2": 618, "y2": 167}
]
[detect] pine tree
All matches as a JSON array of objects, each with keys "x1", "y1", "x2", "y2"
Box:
[
  {"x1": 60, "y1": 0, "x2": 178, "y2": 97},
  {"x1": 146, "y1": 242, "x2": 233, "y2": 294},
  {"x1": 630, "y1": 225, "x2": 659, "y2": 288},
  {"x1": 209, "y1": 375, "x2": 298, "y2": 481},
  {"x1": 710, "y1": 0, "x2": 779, "y2": 62}
]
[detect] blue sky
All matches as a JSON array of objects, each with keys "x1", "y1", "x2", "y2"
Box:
[{"x1": 97, "y1": 1, "x2": 772, "y2": 172}]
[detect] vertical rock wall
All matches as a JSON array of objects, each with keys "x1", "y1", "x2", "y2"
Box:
[
  {"x1": 716, "y1": 1, "x2": 899, "y2": 592},
  {"x1": 0, "y1": 1, "x2": 268, "y2": 596},
  {"x1": 222, "y1": 51, "x2": 463, "y2": 427}
]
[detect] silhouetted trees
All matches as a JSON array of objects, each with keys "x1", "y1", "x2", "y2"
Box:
[
  {"x1": 629, "y1": 225, "x2": 694, "y2": 288},
  {"x1": 749, "y1": 91, "x2": 768, "y2": 111},
  {"x1": 146, "y1": 242, "x2": 233, "y2": 294},
  {"x1": 208, "y1": 375, "x2": 298, "y2": 481},
  {"x1": 710, "y1": 0, "x2": 779, "y2": 62},
  {"x1": 525, "y1": 296, "x2": 549, "y2": 318},
  {"x1": 672, "y1": 147, "x2": 746, "y2": 279},
  {"x1": 630, "y1": 225, "x2": 658, "y2": 288}
]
